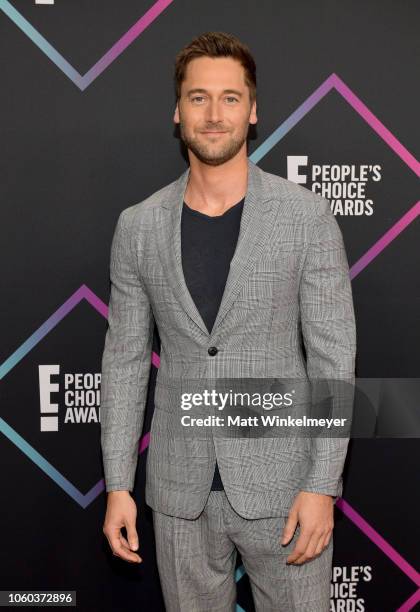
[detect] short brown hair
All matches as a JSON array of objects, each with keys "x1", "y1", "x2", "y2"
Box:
[{"x1": 174, "y1": 31, "x2": 257, "y2": 104}]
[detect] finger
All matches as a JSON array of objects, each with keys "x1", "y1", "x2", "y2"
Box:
[
  {"x1": 281, "y1": 513, "x2": 298, "y2": 546},
  {"x1": 105, "y1": 525, "x2": 138, "y2": 555},
  {"x1": 315, "y1": 529, "x2": 332, "y2": 555},
  {"x1": 125, "y1": 522, "x2": 139, "y2": 552},
  {"x1": 120, "y1": 534, "x2": 130, "y2": 549},
  {"x1": 322, "y1": 529, "x2": 333, "y2": 550},
  {"x1": 314, "y1": 532, "x2": 326, "y2": 557},
  {"x1": 110, "y1": 535, "x2": 142, "y2": 563},
  {"x1": 292, "y1": 531, "x2": 322, "y2": 565},
  {"x1": 286, "y1": 528, "x2": 311, "y2": 564},
  {"x1": 112, "y1": 541, "x2": 142, "y2": 563},
  {"x1": 120, "y1": 534, "x2": 142, "y2": 561}
]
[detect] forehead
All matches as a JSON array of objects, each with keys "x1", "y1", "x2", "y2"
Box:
[{"x1": 182, "y1": 56, "x2": 247, "y2": 90}]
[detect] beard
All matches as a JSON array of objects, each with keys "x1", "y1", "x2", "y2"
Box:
[{"x1": 179, "y1": 120, "x2": 249, "y2": 166}]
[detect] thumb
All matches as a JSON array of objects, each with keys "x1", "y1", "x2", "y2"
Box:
[
  {"x1": 281, "y1": 511, "x2": 298, "y2": 546},
  {"x1": 126, "y1": 523, "x2": 139, "y2": 551}
]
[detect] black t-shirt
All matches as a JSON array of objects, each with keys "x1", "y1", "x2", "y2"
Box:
[{"x1": 181, "y1": 197, "x2": 245, "y2": 490}]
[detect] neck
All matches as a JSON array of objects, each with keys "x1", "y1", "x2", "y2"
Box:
[{"x1": 184, "y1": 152, "x2": 248, "y2": 216}]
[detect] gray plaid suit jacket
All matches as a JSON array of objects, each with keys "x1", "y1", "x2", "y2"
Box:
[{"x1": 100, "y1": 159, "x2": 357, "y2": 519}]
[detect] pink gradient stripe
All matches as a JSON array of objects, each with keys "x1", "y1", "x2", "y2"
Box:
[
  {"x1": 1, "y1": 285, "x2": 419, "y2": 594},
  {"x1": 330, "y1": 74, "x2": 420, "y2": 177},
  {"x1": 0, "y1": 0, "x2": 174, "y2": 90},
  {"x1": 336, "y1": 498, "x2": 420, "y2": 587},
  {"x1": 81, "y1": 0, "x2": 174, "y2": 89},
  {"x1": 0, "y1": 283, "x2": 160, "y2": 380},
  {"x1": 396, "y1": 588, "x2": 420, "y2": 612},
  {"x1": 251, "y1": 72, "x2": 419, "y2": 177},
  {"x1": 350, "y1": 201, "x2": 420, "y2": 279}
]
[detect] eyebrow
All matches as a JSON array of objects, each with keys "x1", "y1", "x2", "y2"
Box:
[{"x1": 186, "y1": 88, "x2": 243, "y2": 97}]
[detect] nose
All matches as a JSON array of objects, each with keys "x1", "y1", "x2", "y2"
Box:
[{"x1": 205, "y1": 98, "x2": 223, "y2": 124}]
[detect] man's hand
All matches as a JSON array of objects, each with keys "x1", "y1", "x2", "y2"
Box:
[
  {"x1": 281, "y1": 491, "x2": 334, "y2": 565},
  {"x1": 102, "y1": 491, "x2": 142, "y2": 563}
]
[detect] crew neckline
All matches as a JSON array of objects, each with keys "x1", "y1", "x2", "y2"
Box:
[{"x1": 183, "y1": 197, "x2": 244, "y2": 220}]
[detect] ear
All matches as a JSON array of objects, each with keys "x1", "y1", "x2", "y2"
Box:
[
  {"x1": 249, "y1": 98, "x2": 257, "y2": 125},
  {"x1": 173, "y1": 102, "x2": 180, "y2": 124}
]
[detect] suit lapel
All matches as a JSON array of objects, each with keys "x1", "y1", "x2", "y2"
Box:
[
  {"x1": 155, "y1": 165, "x2": 209, "y2": 336},
  {"x1": 212, "y1": 162, "x2": 276, "y2": 333},
  {"x1": 155, "y1": 159, "x2": 277, "y2": 338}
]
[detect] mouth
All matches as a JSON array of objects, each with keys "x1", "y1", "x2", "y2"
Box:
[{"x1": 201, "y1": 131, "x2": 227, "y2": 135}]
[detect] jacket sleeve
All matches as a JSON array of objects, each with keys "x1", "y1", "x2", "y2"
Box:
[
  {"x1": 100, "y1": 210, "x2": 154, "y2": 492},
  {"x1": 298, "y1": 198, "x2": 357, "y2": 498}
]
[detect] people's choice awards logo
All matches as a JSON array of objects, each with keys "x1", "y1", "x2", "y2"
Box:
[
  {"x1": 331, "y1": 565, "x2": 373, "y2": 611},
  {"x1": 39, "y1": 365, "x2": 101, "y2": 431},
  {"x1": 288, "y1": 156, "x2": 382, "y2": 216}
]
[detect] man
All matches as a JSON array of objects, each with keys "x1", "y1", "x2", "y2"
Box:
[{"x1": 101, "y1": 31, "x2": 356, "y2": 612}]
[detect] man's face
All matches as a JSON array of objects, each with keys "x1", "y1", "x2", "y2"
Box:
[{"x1": 174, "y1": 56, "x2": 257, "y2": 166}]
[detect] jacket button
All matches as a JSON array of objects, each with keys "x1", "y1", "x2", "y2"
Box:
[{"x1": 208, "y1": 346, "x2": 218, "y2": 356}]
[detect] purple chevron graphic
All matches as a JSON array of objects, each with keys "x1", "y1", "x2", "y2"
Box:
[
  {"x1": 0, "y1": 284, "x2": 159, "y2": 379},
  {"x1": 250, "y1": 73, "x2": 419, "y2": 178},
  {"x1": 0, "y1": 284, "x2": 158, "y2": 508},
  {"x1": 2, "y1": 188, "x2": 419, "y2": 502},
  {"x1": 1, "y1": 282, "x2": 419, "y2": 605},
  {"x1": 248, "y1": 72, "x2": 420, "y2": 291},
  {"x1": 0, "y1": 38, "x2": 417, "y2": 601},
  {"x1": 336, "y1": 499, "x2": 420, "y2": 610},
  {"x1": 0, "y1": 0, "x2": 174, "y2": 90},
  {"x1": 350, "y1": 200, "x2": 420, "y2": 279},
  {"x1": 396, "y1": 588, "x2": 420, "y2": 612}
]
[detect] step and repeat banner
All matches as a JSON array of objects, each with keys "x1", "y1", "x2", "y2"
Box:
[{"x1": 0, "y1": 1, "x2": 418, "y2": 611}]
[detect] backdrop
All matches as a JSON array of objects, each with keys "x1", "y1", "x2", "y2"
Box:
[{"x1": 0, "y1": 1, "x2": 419, "y2": 611}]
